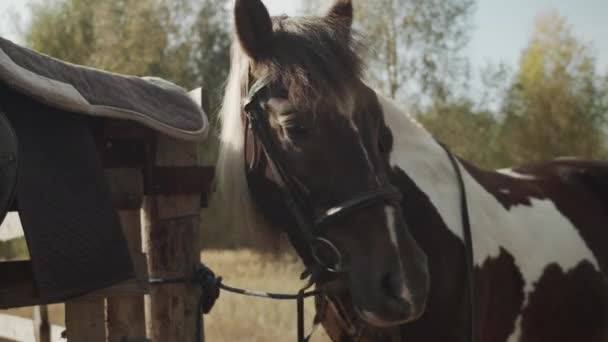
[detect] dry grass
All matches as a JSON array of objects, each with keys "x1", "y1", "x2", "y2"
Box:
[
  {"x1": 202, "y1": 249, "x2": 330, "y2": 341},
  {"x1": 1, "y1": 249, "x2": 331, "y2": 342}
]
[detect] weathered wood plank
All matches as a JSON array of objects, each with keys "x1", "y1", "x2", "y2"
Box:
[
  {"x1": 143, "y1": 166, "x2": 214, "y2": 196},
  {"x1": 0, "y1": 313, "x2": 64, "y2": 342},
  {"x1": 107, "y1": 210, "x2": 147, "y2": 342},
  {"x1": 106, "y1": 169, "x2": 145, "y2": 210},
  {"x1": 65, "y1": 298, "x2": 106, "y2": 342},
  {"x1": 143, "y1": 134, "x2": 203, "y2": 342}
]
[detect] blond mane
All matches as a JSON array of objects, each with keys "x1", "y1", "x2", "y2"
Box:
[{"x1": 214, "y1": 40, "x2": 281, "y2": 246}]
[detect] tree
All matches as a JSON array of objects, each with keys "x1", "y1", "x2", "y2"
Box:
[
  {"x1": 498, "y1": 10, "x2": 608, "y2": 165},
  {"x1": 25, "y1": 0, "x2": 231, "y2": 115},
  {"x1": 26, "y1": 0, "x2": 97, "y2": 66},
  {"x1": 303, "y1": 0, "x2": 475, "y2": 106},
  {"x1": 419, "y1": 101, "x2": 502, "y2": 169},
  {"x1": 359, "y1": 0, "x2": 474, "y2": 106},
  {"x1": 190, "y1": 0, "x2": 231, "y2": 115}
]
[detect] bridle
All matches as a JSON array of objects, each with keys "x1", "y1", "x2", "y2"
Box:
[
  {"x1": 241, "y1": 78, "x2": 477, "y2": 342},
  {"x1": 242, "y1": 78, "x2": 403, "y2": 341},
  {"x1": 243, "y1": 78, "x2": 402, "y2": 278}
]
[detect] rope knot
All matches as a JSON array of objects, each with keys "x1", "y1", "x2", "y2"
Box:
[{"x1": 193, "y1": 263, "x2": 222, "y2": 314}]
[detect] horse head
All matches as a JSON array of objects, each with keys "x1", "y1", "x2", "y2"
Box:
[{"x1": 217, "y1": 0, "x2": 429, "y2": 327}]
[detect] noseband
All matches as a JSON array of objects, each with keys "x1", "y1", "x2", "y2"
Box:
[{"x1": 243, "y1": 79, "x2": 402, "y2": 277}]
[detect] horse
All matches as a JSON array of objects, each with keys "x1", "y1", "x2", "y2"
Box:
[{"x1": 215, "y1": 0, "x2": 608, "y2": 341}]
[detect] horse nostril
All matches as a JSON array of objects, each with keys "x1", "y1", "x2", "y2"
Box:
[{"x1": 380, "y1": 272, "x2": 401, "y2": 300}]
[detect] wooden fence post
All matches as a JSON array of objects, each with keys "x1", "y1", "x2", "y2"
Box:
[
  {"x1": 65, "y1": 298, "x2": 106, "y2": 342},
  {"x1": 106, "y1": 212, "x2": 147, "y2": 342},
  {"x1": 106, "y1": 169, "x2": 147, "y2": 342},
  {"x1": 33, "y1": 305, "x2": 50, "y2": 342},
  {"x1": 143, "y1": 136, "x2": 203, "y2": 342}
]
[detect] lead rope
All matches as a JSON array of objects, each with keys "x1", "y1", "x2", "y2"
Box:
[
  {"x1": 149, "y1": 264, "x2": 322, "y2": 342},
  {"x1": 439, "y1": 143, "x2": 477, "y2": 342}
]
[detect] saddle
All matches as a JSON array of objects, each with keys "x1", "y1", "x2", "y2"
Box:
[
  {"x1": 0, "y1": 108, "x2": 17, "y2": 225},
  {"x1": 0, "y1": 36, "x2": 208, "y2": 301}
]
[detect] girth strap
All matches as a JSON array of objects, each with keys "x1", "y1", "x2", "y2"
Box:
[{"x1": 439, "y1": 142, "x2": 477, "y2": 342}]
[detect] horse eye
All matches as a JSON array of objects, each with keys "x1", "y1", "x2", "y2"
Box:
[
  {"x1": 282, "y1": 116, "x2": 309, "y2": 141},
  {"x1": 286, "y1": 124, "x2": 308, "y2": 140}
]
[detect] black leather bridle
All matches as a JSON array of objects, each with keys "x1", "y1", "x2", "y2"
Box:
[
  {"x1": 243, "y1": 79, "x2": 402, "y2": 278},
  {"x1": 242, "y1": 79, "x2": 476, "y2": 342}
]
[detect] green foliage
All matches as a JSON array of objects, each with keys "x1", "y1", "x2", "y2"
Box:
[
  {"x1": 26, "y1": 0, "x2": 97, "y2": 66},
  {"x1": 0, "y1": 238, "x2": 29, "y2": 260},
  {"x1": 190, "y1": 1, "x2": 231, "y2": 115},
  {"x1": 25, "y1": 0, "x2": 230, "y2": 116},
  {"x1": 498, "y1": 11, "x2": 608, "y2": 165},
  {"x1": 419, "y1": 101, "x2": 502, "y2": 169}
]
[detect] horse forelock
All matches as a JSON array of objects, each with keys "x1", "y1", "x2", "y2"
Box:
[{"x1": 259, "y1": 15, "x2": 363, "y2": 113}]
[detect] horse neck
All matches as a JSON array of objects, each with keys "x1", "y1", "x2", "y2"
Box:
[
  {"x1": 371, "y1": 94, "x2": 478, "y2": 337},
  {"x1": 378, "y1": 94, "x2": 478, "y2": 241}
]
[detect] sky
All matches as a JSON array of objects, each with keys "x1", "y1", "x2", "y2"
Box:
[{"x1": 0, "y1": 0, "x2": 606, "y2": 74}]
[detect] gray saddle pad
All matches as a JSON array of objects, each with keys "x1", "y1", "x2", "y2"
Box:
[
  {"x1": 1, "y1": 85, "x2": 134, "y2": 301},
  {"x1": 0, "y1": 37, "x2": 208, "y2": 141},
  {"x1": 0, "y1": 108, "x2": 17, "y2": 225}
]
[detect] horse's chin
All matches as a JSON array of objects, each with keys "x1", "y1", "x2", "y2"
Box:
[{"x1": 355, "y1": 306, "x2": 422, "y2": 328}]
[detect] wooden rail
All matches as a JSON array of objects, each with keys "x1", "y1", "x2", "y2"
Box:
[{"x1": 0, "y1": 312, "x2": 64, "y2": 342}]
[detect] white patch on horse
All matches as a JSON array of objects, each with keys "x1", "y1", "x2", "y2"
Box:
[
  {"x1": 497, "y1": 168, "x2": 538, "y2": 180},
  {"x1": 385, "y1": 206, "x2": 399, "y2": 250},
  {"x1": 377, "y1": 93, "x2": 600, "y2": 340},
  {"x1": 385, "y1": 205, "x2": 413, "y2": 303},
  {"x1": 351, "y1": 115, "x2": 411, "y2": 304},
  {"x1": 508, "y1": 315, "x2": 524, "y2": 342}
]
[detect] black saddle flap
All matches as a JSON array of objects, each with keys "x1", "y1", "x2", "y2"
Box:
[
  {"x1": 0, "y1": 108, "x2": 17, "y2": 225},
  {"x1": 2, "y1": 88, "x2": 134, "y2": 301}
]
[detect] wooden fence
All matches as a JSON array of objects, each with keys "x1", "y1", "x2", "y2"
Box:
[{"x1": 0, "y1": 122, "x2": 214, "y2": 342}]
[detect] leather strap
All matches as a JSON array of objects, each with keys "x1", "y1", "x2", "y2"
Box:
[{"x1": 439, "y1": 142, "x2": 477, "y2": 342}]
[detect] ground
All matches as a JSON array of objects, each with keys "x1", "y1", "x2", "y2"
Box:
[{"x1": 0, "y1": 249, "x2": 331, "y2": 342}]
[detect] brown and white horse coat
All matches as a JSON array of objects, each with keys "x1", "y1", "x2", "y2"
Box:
[{"x1": 370, "y1": 95, "x2": 608, "y2": 341}]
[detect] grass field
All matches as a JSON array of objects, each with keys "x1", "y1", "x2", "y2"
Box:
[{"x1": 1, "y1": 249, "x2": 331, "y2": 342}]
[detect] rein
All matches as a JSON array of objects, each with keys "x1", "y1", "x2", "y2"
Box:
[
  {"x1": 149, "y1": 264, "x2": 324, "y2": 342},
  {"x1": 147, "y1": 144, "x2": 476, "y2": 342}
]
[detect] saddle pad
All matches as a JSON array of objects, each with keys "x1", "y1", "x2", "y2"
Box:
[
  {"x1": 0, "y1": 108, "x2": 17, "y2": 226},
  {"x1": 1, "y1": 87, "x2": 134, "y2": 300},
  {"x1": 0, "y1": 37, "x2": 208, "y2": 141}
]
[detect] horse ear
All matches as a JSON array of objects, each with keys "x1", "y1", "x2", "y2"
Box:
[
  {"x1": 326, "y1": 0, "x2": 353, "y2": 28},
  {"x1": 234, "y1": 0, "x2": 274, "y2": 60}
]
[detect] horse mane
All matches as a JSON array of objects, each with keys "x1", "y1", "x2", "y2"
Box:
[{"x1": 215, "y1": 40, "x2": 267, "y2": 245}]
